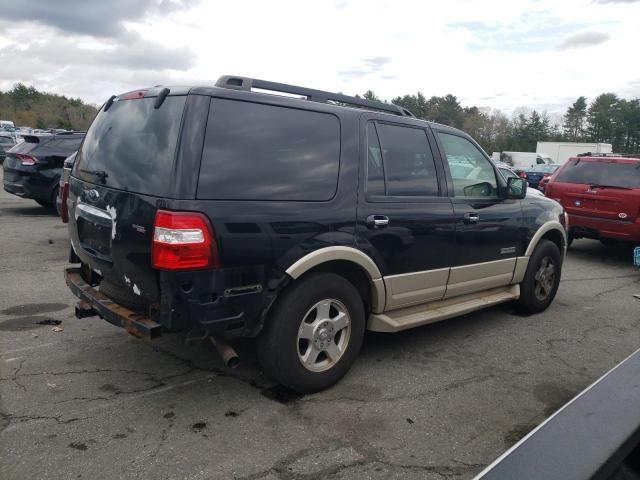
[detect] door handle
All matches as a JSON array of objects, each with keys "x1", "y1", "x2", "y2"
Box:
[
  {"x1": 463, "y1": 213, "x2": 480, "y2": 224},
  {"x1": 366, "y1": 215, "x2": 389, "y2": 229}
]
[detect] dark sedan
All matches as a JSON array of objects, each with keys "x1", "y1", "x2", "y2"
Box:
[
  {"x1": 3, "y1": 132, "x2": 84, "y2": 213},
  {"x1": 521, "y1": 164, "x2": 560, "y2": 189}
]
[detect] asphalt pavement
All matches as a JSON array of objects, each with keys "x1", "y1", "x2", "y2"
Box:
[{"x1": 1, "y1": 172, "x2": 639, "y2": 480}]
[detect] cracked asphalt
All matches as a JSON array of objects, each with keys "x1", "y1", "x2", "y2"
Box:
[{"x1": 2, "y1": 171, "x2": 640, "y2": 480}]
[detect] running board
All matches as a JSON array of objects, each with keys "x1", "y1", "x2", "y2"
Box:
[{"x1": 367, "y1": 285, "x2": 520, "y2": 333}]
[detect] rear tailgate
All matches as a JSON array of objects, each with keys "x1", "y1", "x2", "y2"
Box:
[
  {"x1": 68, "y1": 91, "x2": 187, "y2": 304},
  {"x1": 548, "y1": 158, "x2": 640, "y2": 223},
  {"x1": 68, "y1": 180, "x2": 160, "y2": 301}
]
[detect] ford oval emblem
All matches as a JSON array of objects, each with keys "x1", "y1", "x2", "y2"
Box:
[
  {"x1": 619, "y1": 212, "x2": 628, "y2": 219},
  {"x1": 87, "y1": 189, "x2": 100, "y2": 202}
]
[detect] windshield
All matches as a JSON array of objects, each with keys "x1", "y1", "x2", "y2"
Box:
[
  {"x1": 74, "y1": 96, "x2": 186, "y2": 196},
  {"x1": 556, "y1": 160, "x2": 640, "y2": 189}
]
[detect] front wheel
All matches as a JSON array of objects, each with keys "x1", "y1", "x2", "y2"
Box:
[
  {"x1": 257, "y1": 272, "x2": 365, "y2": 393},
  {"x1": 517, "y1": 240, "x2": 562, "y2": 314}
]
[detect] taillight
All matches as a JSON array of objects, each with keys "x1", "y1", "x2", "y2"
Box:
[
  {"x1": 152, "y1": 210, "x2": 219, "y2": 271},
  {"x1": 17, "y1": 154, "x2": 38, "y2": 166},
  {"x1": 60, "y1": 182, "x2": 70, "y2": 223},
  {"x1": 519, "y1": 171, "x2": 528, "y2": 179}
]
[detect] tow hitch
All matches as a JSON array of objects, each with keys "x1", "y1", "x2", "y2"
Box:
[{"x1": 65, "y1": 267, "x2": 162, "y2": 340}]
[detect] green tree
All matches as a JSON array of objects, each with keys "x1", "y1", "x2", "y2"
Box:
[
  {"x1": 363, "y1": 90, "x2": 380, "y2": 102},
  {"x1": 587, "y1": 93, "x2": 619, "y2": 143},
  {"x1": 563, "y1": 96, "x2": 588, "y2": 141}
]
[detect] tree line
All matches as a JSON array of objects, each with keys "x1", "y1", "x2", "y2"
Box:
[
  {"x1": 1, "y1": 82, "x2": 637, "y2": 155},
  {"x1": 362, "y1": 89, "x2": 640, "y2": 155},
  {"x1": 0, "y1": 83, "x2": 97, "y2": 130}
]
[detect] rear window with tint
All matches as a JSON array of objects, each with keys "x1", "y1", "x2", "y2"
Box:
[
  {"x1": 556, "y1": 160, "x2": 640, "y2": 189},
  {"x1": 198, "y1": 99, "x2": 340, "y2": 201},
  {"x1": 74, "y1": 96, "x2": 186, "y2": 196}
]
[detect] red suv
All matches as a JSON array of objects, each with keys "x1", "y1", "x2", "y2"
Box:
[{"x1": 545, "y1": 155, "x2": 640, "y2": 245}]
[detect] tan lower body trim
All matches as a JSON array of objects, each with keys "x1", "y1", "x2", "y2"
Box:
[
  {"x1": 511, "y1": 256, "x2": 529, "y2": 284},
  {"x1": 383, "y1": 267, "x2": 449, "y2": 311},
  {"x1": 368, "y1": 285, "x2": 520, "y2": 332},
  {"x1": 444, "y1": 258, "x2": 516, "y2": 299},
  {"x1": 371, "y1": 278, "x2": 385, "y2": 314}
]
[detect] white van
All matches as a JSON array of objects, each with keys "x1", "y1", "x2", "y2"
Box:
[
  {"x1": 0, "y1": 120, "x2": 15, "y2": 134},
  {"x1": 500, "y1": 151, "x2": 553, "y2": 170}
]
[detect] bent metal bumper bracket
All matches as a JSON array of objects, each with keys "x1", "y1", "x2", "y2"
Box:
[{"x1": 65, "y1": 267, "x2": 162, "y2": 340}]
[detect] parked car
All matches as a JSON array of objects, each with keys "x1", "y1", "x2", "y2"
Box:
[
  {"x1": 474, "y1": 347, "x2": 640, "y2": 480},
  {"x1": 3, "y1": 132, "x2": 85, "y2": 213},
  {"x1": 57, "y1": 151, "x2": 77, "y2": 222},
  {"x1": 0, "y1": 133, "x2": 16, "y2": 164},
  {"x1": 64, "y1": 76, "x2": 567, "y2": 393},
  {"x1": 538, "y1": 174, "x2": 552, "y2": 193},
  {"x1": 521, "y1": 164, "x2": 561, "y2": 190},
  {"x1": 496, "y1": 164, "x2": 545, "y2": 198},
  {"x1": 545, "y1": 155, "x2": 640, "y2": 246}
]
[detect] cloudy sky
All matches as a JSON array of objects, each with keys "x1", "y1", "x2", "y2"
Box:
[{"x1": 0, "y1": 0, "x2": 638, "y2": 114}]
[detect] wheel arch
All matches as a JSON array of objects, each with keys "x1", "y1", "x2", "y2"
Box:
[
  {"x1": 525, "y1": 221, "x2": 567, "y2": 258},
  {"x1": 285, "y1": 247, "x2": 386, "y2": 313}
]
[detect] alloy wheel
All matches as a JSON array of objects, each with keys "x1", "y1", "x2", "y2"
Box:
[{"x1": 296, "y1": 299, "x2": 351, "y2": 373}]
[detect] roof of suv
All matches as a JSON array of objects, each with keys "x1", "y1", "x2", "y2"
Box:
[
  {"x1": 569, "y1": 155, "x2": 640, "y2": 163},
  {"x1": 114, "y1": 76, "x2": 423, "y2": 122}
]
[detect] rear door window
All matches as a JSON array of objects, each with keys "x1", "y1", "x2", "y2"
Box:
[
  {"x1": 198, "y1": 99, "x2": 340, "y2": 201},
  {"x1": 366, "y1": 121, "x2": 439, "y2": 197},
  {"x1": 74, "y1": 96, "x2": 186, "y2": 196},
  {"x1": 556, "y1": 160, "x2": 640, "y2": 188}
]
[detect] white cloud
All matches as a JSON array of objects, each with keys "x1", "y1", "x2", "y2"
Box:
[{"x1": 0, "y1": 0, "x2": 639, "y2": 115}]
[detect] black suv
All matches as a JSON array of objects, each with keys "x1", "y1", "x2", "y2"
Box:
[
  {"x1": 64, "y1": 76, "x2": 567, "y2": 392},
  {"x1": 3, "y1": 132, "x2": 85, "y2": 213}
]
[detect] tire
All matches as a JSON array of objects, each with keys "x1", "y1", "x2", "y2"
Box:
[
  {"x1": 257, "y1": 272, "x2": 365, "y2": 393},
  {"x1": 52, "y1": 186, "x2": 61, "y2": 216},
  {"x1": 567, "y1": 233, "x2": 574, "y2": 249},
  {"x1": 35, "y1": 199, "x2": 52, "y2": 208},
  {"x1": 517, "y1": 239, "x2": 562, "y2": 314}
]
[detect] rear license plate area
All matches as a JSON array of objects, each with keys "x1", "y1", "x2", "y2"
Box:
[{"x1": 76, "y1": 203, "x2": 113, "y2": 261}]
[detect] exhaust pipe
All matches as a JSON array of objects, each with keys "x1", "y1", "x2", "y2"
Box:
[{"x1": 210, "y1": 337, "x2": 240, "y2": 368}]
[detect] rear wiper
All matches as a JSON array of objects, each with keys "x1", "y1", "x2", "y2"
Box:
[
  {"x1": 589, "y1": 184, "x2": 632, "y2": 190},
  {"x1": 80, "y1": 169, "x2": 108, "y2": 184}
]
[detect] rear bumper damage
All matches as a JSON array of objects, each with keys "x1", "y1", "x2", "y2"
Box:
[
  {"x1": 65, "y1": 266, "x2": 279, "y2": 341},
  {"x1": 65, "y1": 267, "x2": 162, "y2": 339}
]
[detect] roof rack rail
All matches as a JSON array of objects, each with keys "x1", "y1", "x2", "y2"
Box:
[
  {"x1": 576, "y1": 152, "x2": 633, "y2": 158},
  {"x1": 215, "y1": 75, "x2": 415, "y2": 118}
]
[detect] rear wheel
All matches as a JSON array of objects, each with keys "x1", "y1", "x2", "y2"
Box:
[
  {"x1": 35, "y1": 199, "x2": 52, "y2": 208},
  {"x1": 257, "y1": 272, "x2": 365, "y2": 393},
  {"x1": 518, "y1": 240, "x2": 562, "y2": 314},
  {"x1": 52, "y1": 186, "x2": 61, "y2": 216}
]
